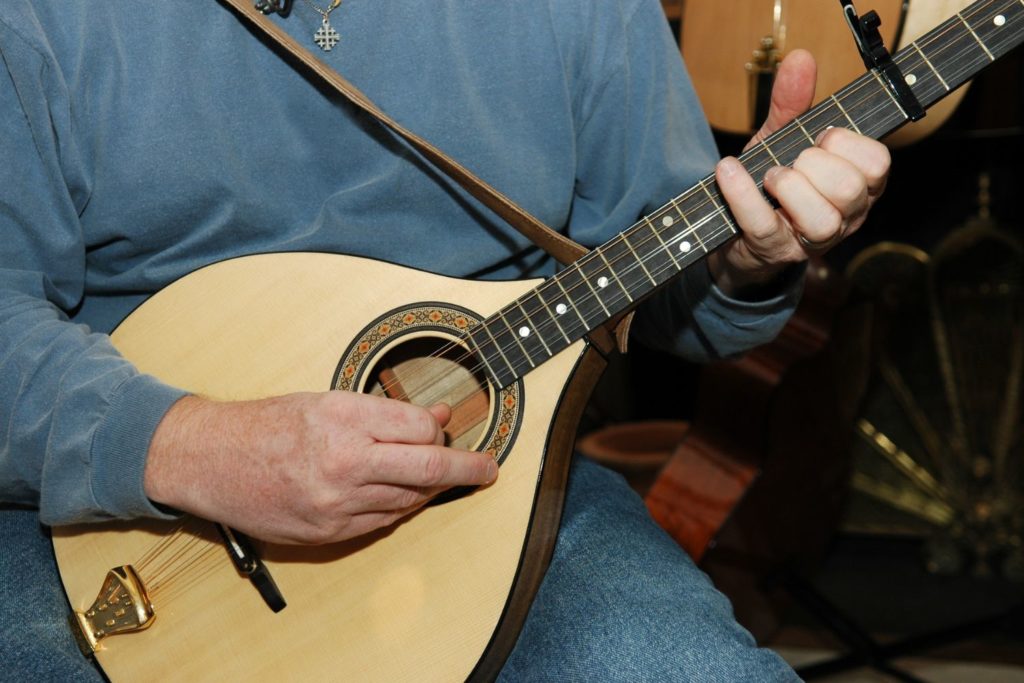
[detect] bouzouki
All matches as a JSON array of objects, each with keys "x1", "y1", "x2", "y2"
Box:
[{"x1": 53, "y1": 1, "x2": 1024, "y2": 680}]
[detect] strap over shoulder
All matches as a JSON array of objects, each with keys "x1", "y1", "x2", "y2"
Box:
[{"x1": 220, "y1": 0, "x2": 634, "y2": 353}]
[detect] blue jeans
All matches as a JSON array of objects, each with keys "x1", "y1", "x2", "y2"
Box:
[{"x1": 0, "y1": 456, "x2": 797, "y2": 681}]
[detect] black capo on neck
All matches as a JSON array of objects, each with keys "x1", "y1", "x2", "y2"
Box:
[
  {"x1": 839, "y1": 0, "x2": 926, "y2": 121},
  {"x1": 254, "y1": 0, "x2": 293, "y2": 17}
]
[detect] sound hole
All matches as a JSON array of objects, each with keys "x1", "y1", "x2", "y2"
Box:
[{"x1": 362, "y1": 335, "x2": 492, "y2": 451}]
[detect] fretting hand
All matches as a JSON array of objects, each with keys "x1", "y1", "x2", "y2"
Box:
[{"x1": 709, "y1": 49, "x2": 891, "y2": 296}]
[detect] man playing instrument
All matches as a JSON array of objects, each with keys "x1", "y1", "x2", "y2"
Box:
[{"x1": 0, "y1": 1, "x2": 888, "y2": 679}]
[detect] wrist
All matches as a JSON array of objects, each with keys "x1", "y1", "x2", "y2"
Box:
[
  {"x1": 706, "y1": 251, "x2": 790, "y2": 301},
  {"x1": 143, "y1": 394, "x2": 211, "y2": 512}
]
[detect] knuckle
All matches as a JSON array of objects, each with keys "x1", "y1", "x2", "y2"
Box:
[
  {"x1": 764, "y1": 164, "x2": 792, "y2": 189},
  {"x1": 821, "y1": 205, "x2": 845, "y2": 233},
  {"x1": 420, "y1": 448, "x2": 450, "y2": 486},
  {"x1": 395, "y1": 487, "x2": 426, "y2": 510},
  {"x1": 794, "y1": 146, "x2": 824, "y2": 169},
  {"x1": 865, "y1": 144, "x2": 892, "y2": 184},
  {"x1": 307, "y1": 489, "x2": 341, "y2": 519},
  {"x1": 413, "y1": 408, "x2": 440, "y2": 442},
  {"x1": 834, "y1": 173, "x2": 867, "y2": 206}
]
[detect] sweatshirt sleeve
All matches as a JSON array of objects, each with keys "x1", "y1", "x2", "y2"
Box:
[
  {"x1": 567, "y1": 0, "x2": 802, "y2": 362},
  {"x1": 0, "y1": 17, "x2": 185, "y2": 525}
]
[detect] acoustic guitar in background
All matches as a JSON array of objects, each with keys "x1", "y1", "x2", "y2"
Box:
[{"x1": 680, "y1": 0, "x2": 975, "y2": 146}]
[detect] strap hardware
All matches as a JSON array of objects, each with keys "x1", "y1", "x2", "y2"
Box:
[{"x1": 254, "y1": 0, "x2": 293, "y2": 17}]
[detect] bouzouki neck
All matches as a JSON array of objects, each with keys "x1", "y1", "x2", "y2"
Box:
[{"x1": 468, "y1": 0, "x2": 1024, "y2": 390}]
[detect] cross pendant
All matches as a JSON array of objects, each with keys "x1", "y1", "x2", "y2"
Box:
[{"x1": 314, "y1": 17, "x2": 340, "y2": 51}]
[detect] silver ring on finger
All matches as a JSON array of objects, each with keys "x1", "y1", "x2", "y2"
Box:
[{"x1": 797, "y1": 230, "x2": 843, "y2": 254}]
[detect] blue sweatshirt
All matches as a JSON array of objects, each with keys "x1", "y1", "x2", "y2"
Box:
[{"x1": 0, "y1": 0, "x2": 800, "y2": 525}]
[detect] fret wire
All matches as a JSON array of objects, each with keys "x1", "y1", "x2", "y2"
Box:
[
  {"x1": 761, "y1": 141, "x2": 782, "y2": 166},
  {"x1": 523, "y1": 210, "x2": 739, "y2": 355},
  {"x1": 742, "y1": 145, "x2": 778, "y2": 177},
  {"x1": 497, "y1": 309, "x2": 537, "y2": 369},
  {"x1": 696, "y1": 180, "x2": 727, "y2": 245},
  {"x1": 766, "y1": 126, "x2": 813, "y2": 167},
  {"x1": 619, "y1": 233, "x2": 658, "y2": 285},
  {"x1": 895, "y1": 49, "x2": 948, "y2": 107},
  {"x1": 869, "y1": 69, "x2": 910, "y2": 120},
  {"x1": 667, "y1": 198, "x2": 687, "y2": 224},
  {"x1": 794, "y1": 118, "x2": 815, "y2": 145},
  {"x1": 957, "y1": 11, "x2": 997, "y2": 60},
  {"x1": 512, "y1": 299, "x2": 553, "y2": 357},
  {"x1": 553, "y1": 268, "x2": 600, "y2": 328},
  {"x1": 647, "y1": 216, "x2": 683, "y2": 270},
  {"x1": 794, "y1": 106, "x2": 845, "y2": 142},
  {"x1": 602, "y1": 231, "x2": 659, "y2": 296},
  {"x1": 669, "y1": 196, "x2": 704, "y2": 252},
  {"x1": 479, "y1": 319, "x2": 517, "y2": 378},
  {"x1": 532, "y1": 288, "x2": 572, "y2": 343},
  {"x1": 578, "y1": 251, "x2": 635, "y2": 321},
  {"x1": 499, "y1": 301, "x2": 548, "y2": 362},
  {"x1": 594, "y1": 248, "x2": 633, "y2": 302},
  {"x1": 464, "y1": 331, "x2": 502, "y2": 386},
  {"x1": 966, "y1": 0, "x2": 1022, "y2": 55},
  {"x1": 910, "y1": 41, "x2": 950, "y2": 90},
  {"x1": 671, "y1": 192, "x2": 708, "y2": 253},
  {"x1": 741, "y1": 83, "x2": 855, "y2": 174},
  {"x1": 909, "y1": 2, "x2": 1005, "y2": 94},
  {"x1": 852, "y1": 92, "x2": 907, "y2": 139},
  {"x1": 897, "y1": 40, "x2": 958, "y2": 107},
  {"x1": 829, "y1": 94, "x2": 863, "y2": 133},
  {"x1": 574, "y1": 260, "x2": 613, "y2": 317}
]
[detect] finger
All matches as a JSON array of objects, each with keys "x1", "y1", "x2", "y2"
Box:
[
  {"x1": 427, "y1": 403, "x2": 451, "y2": 446},
  {"x1": 354, "y1": 394, "x2": 446, "y2": 445},
  {"x1": 368, "y1": 443, "x2": 498, "y2": 488},
  {"x1": 747, "y1": 49, "x2": 817, "y2": 147},
  {"x1": 815, "y1": 127, "x2": 891, "y2": 199},
  {"x1": 763, "y1": 164, "x2": 846, "y2": 247},
  {"x1": 715, "y1": 157, "x2": 787, "y2": 247},
  {"x1": 352, "y1": 483, "x2": 444, "y2": 512}
]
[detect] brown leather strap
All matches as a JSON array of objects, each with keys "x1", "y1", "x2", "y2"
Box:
[{"x1": 222, "y1": 0, "x2": 634, "y2": 353}]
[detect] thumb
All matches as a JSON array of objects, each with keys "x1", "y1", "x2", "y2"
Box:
[
  {"x1": 746, "y1": 49, "x2": 818, "y2": 150},
  {"x1": 427, "y1": 403, "x2": 452, "y2": 445}
]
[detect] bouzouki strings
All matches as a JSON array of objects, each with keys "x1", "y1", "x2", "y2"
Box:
[
  {"x1": 377, "y1": 0, "x2": 1019, "y2": 406},
  {"x1": 371, "y1": 71, "x2": 907, "y2": 406}
]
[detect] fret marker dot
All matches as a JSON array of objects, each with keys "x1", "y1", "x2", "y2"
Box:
[
  {"x1": 556, "y1": 303, "x2": 568, "y2": 315},
  {"x1": 597, "y1": 276, "x2": 609, "y2": 288},
  {"x1": 905, "y1": 73, "x2": 917, "y2": 85},
  {"x1": 995, "y1": 15, "x2": 1006, "y2": 26},
  {"x1": 661, "y1": 215, "x2": 675, "y2": 227},
  {"x1": 519, "y1": 326, "x2": 531, "y2": 338},
  {"x1": 679, "y1": 241, "x2": 692, "y2": 253}
]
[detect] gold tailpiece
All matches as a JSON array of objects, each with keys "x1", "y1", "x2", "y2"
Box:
[{"x1": 72, "y1": 565, "x2": 154, "y2": 654}]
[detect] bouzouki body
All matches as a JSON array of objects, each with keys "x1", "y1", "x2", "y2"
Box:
[
  {"x1": 52, "y1": 252, "x2": 603, "y2": 681},
  {"x1": 52, "y1": 0, "x2": 1024, "y2": 678}
]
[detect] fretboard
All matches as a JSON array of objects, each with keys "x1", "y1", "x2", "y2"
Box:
[{"x1": 468, "y1": 0, "x2": 1024, "y2": 389}]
